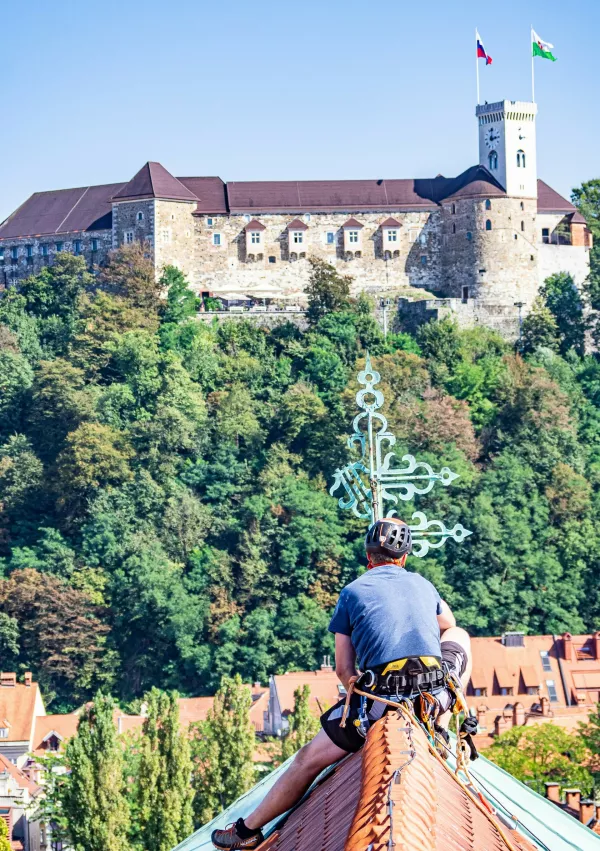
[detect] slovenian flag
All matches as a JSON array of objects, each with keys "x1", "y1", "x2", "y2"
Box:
[
  {"x1": 532, "y1": 29, "x2": 557, "y2": 61},
  {"x1": 476, "y1": 31, "x2": 492, "y2": 65}
]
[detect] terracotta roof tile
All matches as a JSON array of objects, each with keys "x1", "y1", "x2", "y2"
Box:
[
  {"x1": 537, "y1": 180, "x2": 576, "y2": 213},
  {"x1": 269, "y1": 713, "x2": 537, "y2": 851},
  {"x1": 32, "y1": 713, "x2": 79, "y2": 754},
  {"x1": 286, "y1": 219, "x2": 308, "y2": 230},
  {"x1": 381, "y1": 217, "x2": 402, "y2": 228},
  {"x1": 0, "y1": 681, "x2": 43, "y2": 743},
  {"x1": 0, "y1": 753, "x2": 40, "y2": 796},
  {"x1": 245, "y1": 219, "x2": 266, "y2": 231},
  {"x1": 272, "y1": 670, "x2": 341, "y2": 719},
  {"x1": 342, "y1": 218, "x2": 364, "y2": 229}
]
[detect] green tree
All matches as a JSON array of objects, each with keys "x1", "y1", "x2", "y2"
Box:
[
  {"x1": 0, "y1": 815, "x2": 11, "y2": 851},
  {"x1": 519, "y1": 296, "x2": 560, "y2": 354},
  {"x1": 19, "y1": 253, "x2": 93, "y2": 321},
  {"x1": 99, "y1": 244, "x2": 161, "y2": 313},
  {"x1": 484, "y1": 723, "x2": 593, "y2": 794},
  {"x1": 540, "y1": 273, "x2": 585, "y2": 356},
  {"x1": 0, "y1": 351, "x2": 34, "y2": 440},
  {"x1": 191, "y1": 675, "x2": 255, "y2": 825},
  {"x1": 137, "y1": 688, "x2": 194, "y2": 851},
  {"x1": 280, "y1": 684, "x2": 320, "y2": 761},
  {"x1": 160, "y1": 266, "x2": 200, "y2": 324},
  {"x1": 62, "y1": 693, "x2": 130, "y2": 851},
  {"x1": 305, "y1": 258, "x2": 351, "y2": 324}
]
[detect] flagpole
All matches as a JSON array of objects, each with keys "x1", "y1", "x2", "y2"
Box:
[
  {"x1": 531, "y1": 25, "x2": 535, "y2": 102},
  {"x1": 476, "y1": 28, "x2": 480, "y2": 104}
]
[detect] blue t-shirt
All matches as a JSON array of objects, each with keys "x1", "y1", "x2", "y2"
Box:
[{"x1": 328, "y1": 564, "x2": 443, "y2": 670}]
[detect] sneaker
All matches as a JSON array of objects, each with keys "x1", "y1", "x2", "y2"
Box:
[{"x1": 212, "y1": 818, "x2": 264, "y2": 851}]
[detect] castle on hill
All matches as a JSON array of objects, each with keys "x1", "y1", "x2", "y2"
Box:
[{"x1": 0, "y1": 99, "x2": 592, "y2": 337}]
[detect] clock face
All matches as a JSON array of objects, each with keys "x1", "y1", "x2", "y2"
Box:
[{"x1": 485, "y1": 127, "x2": 499, "y2": 149}]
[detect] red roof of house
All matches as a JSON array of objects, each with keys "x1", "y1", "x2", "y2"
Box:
[
  {"x1": 272, "y1": 669, "x2": 342, "y2": 718},
  {"x1": 32, "y1": 714, "x2": 79, "y2": 755},
  {"x1": 286, "y1": 219, "x2": 308, "y2": 230},
  {"x1": 0, "y1": 754, "x2": 40, "y2": 796},
  {"x1": 245, "y1": 219, "x2": 266, "y2": 231},
  {"x1": 342, "y1": 218, "x2": 364, "y2": 229},
  {"x1": 267, "y1": 713, "x2": 536, "y2": 851},
  {"x1": 380, "y1": 217, "x2": 402, "y2": 228},
  {"x1": 112, "y1": 162, "x2": 197, "y2": 202},
  {"x1": 0, "y1": 680, "x2": 43, "y2": 743},
  {"x1": 537, "y1": 179, "x2": 576, "y2": 212}
]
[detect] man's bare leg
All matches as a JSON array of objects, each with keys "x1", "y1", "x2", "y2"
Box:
[
  {"x1": 245, "y1": 730, "x2": 348, "y2": 830},
  {"x1": 437, "y1": 625, "x2": 472, "y2": 730}
]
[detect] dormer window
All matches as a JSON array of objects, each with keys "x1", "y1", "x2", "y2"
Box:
[
  {"x1": 381, "y1": 218, "x2": 401, "y2": 248},
  {"x1": 517, "y1": 149, "x2": 526, "y2": 168},
  {"x1": 250, "y1": 232, "x2": 261, "y2": 245},
  {"x1": 488, "y1": 151, "x2": 498, "y2": 170},
  {"x1": 342, "y1": 218, "x2": 364, "y2": 255},
  {"x1": 348, "y1": 231, "x2": 358, "y2": 243},
  {"x1": 245, "y1": 220, "x2": 266, "y2": 259},
  {"x1": 292, "y1": 231, "x2": 303, "y2": 244}
]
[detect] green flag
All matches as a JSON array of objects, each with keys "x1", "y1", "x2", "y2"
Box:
[{"x1": 532, "y1": 29, "x2": 557, "y2": 61}]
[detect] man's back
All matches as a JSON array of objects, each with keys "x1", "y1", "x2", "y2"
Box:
[{"x1": 329, "y1": 564, "x2": 443, "y2": 670}]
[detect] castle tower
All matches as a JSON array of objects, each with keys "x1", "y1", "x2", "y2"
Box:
[{"x1": 476, "y1": 100, "x2": 538, "y2": 199}]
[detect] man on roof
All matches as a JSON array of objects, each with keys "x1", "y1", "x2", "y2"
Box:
[{"x1": 212, "y1": 517, "x2": 473, "y2": 851}]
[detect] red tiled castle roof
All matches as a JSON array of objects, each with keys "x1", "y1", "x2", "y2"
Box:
[{"x1": 112, "y1": 162, "x2": 197, "y2": 202}]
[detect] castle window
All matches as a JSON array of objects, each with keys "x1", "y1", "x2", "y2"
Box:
[
  {"x1": 212, "y1": 233, "x2": 221, "y2": 246},
  {"x1": 268, "y1": 256, "x2": 276, "y2": 264},
  {"x1": 243, "y1": 214, "x2": 251, "y2": 223},
  {"x1": 517, "y1": 149, "x2": 526, "y2": 167},
  {"x1": 74, "y1": 240, "x2": 82, "y2": 254},
  {"x1": 473, "y1": 688, "x2": 487, "y2": 698},
  {"x1": 499, "y1": 687, "x2": 513, "y2": 697},
  {"x1": 485, "y1": 220, "x2": 492, "y2": 231},
  {"x1": 387, "y1": 230, "x2": 398, "y2": 242},
  {"x1": 91, "y1": 239, "x2": 98, "y2": 252},
  {"x1": 409, "y1": 229, "x2": 419, "y2": 243},
  {"x1": 451, "y1": 203, "x2": 456, "y2": 214},
  {"x1": 485, "y1": 199, "x2": 492, "y2": 210},
  {"x1": 420, "y1": 255, "x2": 427, "y2": 266},
  {"x1": 162, "y1": 228, "x2": 172, "y2": 244},
  {"x1": 520, "y1": 201, "x2": 524, "y2": 211},
  {"x1": 521, "y1": 221, "x2": 525, "y2": 232},
  {"x1": 137, "y1": 211, "x2": 144, "y2": 222},
  {"x1": 542, "y1": 228, "x2": 550, "y2": 244},
  {"x1": 10, "y1": 246, "x2": 18, "y2": 261},
  {"x1": 348, "y1": 231, "x2": 359, "y2": 244},
  {"x1": 488, "y1": 151, "x2": 498, "y2": 170},
  {"x1": 0, "y1": 250, "x2": 4, "y2": 265},
  {"x1": 304, "y1": 214, "x2": 311, "y2": 223},
  {"x1": 462, "y1": 286, "x2": 469, "y2": 302},
  {"x1": 41, "y1": 244, "x2": 49, "y2": 256},
  {"x1": 26, "y1": 244, "x2": 33, "y2": 258},
  {"x1": 207, "y1": 218, "x2": 214, "y2": 227},
  {"x1": 292, "y1": 231, "x2": 304, "y2": 244},
  {"x1": 466, "y1": 232, "x2": 472, "y2": 241},
  {"x1": 250, "y1": 232, "x2": 261, "y2": 245},
  {"x1": 124, "y1": 231, "x2": 134, "y2": 244},
  {"x1": 452, "y1": 224, "x2": 456, "y2": 234},
  {"x1": 326, "y1": 232, "x2": 335, "y2": 244},
  {"x1": 55, "y1": 242, "x2": 63, "y2": 252}
]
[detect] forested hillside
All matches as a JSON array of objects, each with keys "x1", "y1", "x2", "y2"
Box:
[{"x1": 2, "y1": 226, "x2": 600, "y2": 710}]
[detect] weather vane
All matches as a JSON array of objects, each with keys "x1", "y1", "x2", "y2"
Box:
[{"x1": 329, "y1": 354, "x2": 472, "y2": 557}]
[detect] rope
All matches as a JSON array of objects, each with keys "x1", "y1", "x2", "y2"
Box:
[{"x1": 341, "y1": 686, "x2": 522, "y2": 851}]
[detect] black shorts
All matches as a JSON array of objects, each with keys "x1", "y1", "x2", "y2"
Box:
[{"x1": 320, "y1": 641, "x2": 468, "y2": 753}]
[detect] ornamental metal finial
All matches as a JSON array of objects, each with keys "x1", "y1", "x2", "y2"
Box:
[{"x1": 329, "y1": 353, "x2": 471, "y2": 557}]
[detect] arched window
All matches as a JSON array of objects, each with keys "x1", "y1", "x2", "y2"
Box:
[
  {"x1": 137, "y1": 211, "x2": 144, "y2": 222},
  {"x1": 521, "y1": 220, "x2": 525, "y2": 232},
  {"x1": 485, "y1": 199, "x2": 491, "y2": 211},
  {"x1": 517, "y1": 150, "x2": 526, "y2": 168},
  {"x1": 485, "y1": 219, "x2": 492, "y2": 231},
  {"x1": 488, "y1": 151, "x2": 498, "y2": 170}
]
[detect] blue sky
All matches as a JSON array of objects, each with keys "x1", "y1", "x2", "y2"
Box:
[{"x1": 1, "y1": 0, "x2": 597, "y2": 222}]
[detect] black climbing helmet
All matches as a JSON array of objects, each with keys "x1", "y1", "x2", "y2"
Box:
[{"x1": 365, "y1": 518, "x2": 412, "y2": 559}]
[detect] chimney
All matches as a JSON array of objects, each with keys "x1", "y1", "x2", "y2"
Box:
[
  {"x1": 594, "y1": 632, "x2": 600, "y2": 661},
  {"x1": 0, "y1": 673, "x2": 16, "y2": 687},
  {"x1": 321, "y1": 655, "x2": 333, "y2": 672},
  {"x1": 545, "y1": 782, "x2": 560, "y2": 803},
  {"x1": 24, "y1": 672, "x2": 32, "y2": 687},
  {"x1": 512, "y1": 702, "x2": 526, "y2": 726},
  {"x1": 563, "y1": 633, "x2": 574, "y2": 662},
  {"x1": 580, "y1": 800, "x2": 595, "y2": 825},
  {"x1": 565, "y1": 789, "x2": 581, "y2": 811},
  {"x1": 540, "y1": 696, "x2": 550, "y2": 716}
]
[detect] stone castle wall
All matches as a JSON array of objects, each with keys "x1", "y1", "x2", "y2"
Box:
[
  {"x1": 0, "y1": 230, "x2": 113, "y2": 287},
  {"x1": 112, "y1": 200, "x2": 155, "y2": 252},
  {"x1": 187, "y1": 210, "x2": 441, "y2": 296}
]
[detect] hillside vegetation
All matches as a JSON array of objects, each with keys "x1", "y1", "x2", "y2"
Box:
[{"x1": 1, "y1": 237, "x2": 600, "y2": 710}]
